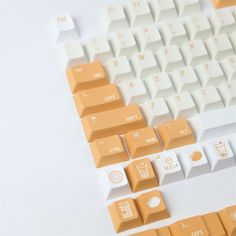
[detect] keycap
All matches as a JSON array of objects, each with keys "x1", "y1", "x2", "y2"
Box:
[
  {"x1": 124, "y1": 127, "x2": 162, "y2": 158},
  {"x1": 58, "y1": 40, "x2": 87, "y2": 69},
  {"x1": 175, "y1": 0, "x2": 202, "y2": 16},
  {"x1": 90, "y1": 135, "x2": 128, "y2": 168},
  {"x1": 101, "y1": 3, "x2": 129, "y2": 32},
  {"x1": 221, "y1": 55, "x2": 236, "y2": 81},
  {"x1": 205, "y1": 139, "x2": 235, "y2": 171},
  {"x1": 155, "y1": 227, "x2": 172, "y2": 236},
  {"x1": 125, "y1": 158, "x2": 158, "y2": 192},
  {"x1": 67, "y1": 62, "x2": 108, "y2": 93},
  {"x1": 130, "y1": 229, "x2": 157, "y2": 236},
  {"x1": 141, "y1": 99, "x2": 172, "y2": 127},
  {"x1": 182, "y1": 39, "x2": 210, "y2": 66},
  {"x1": 230, "y1": 32, "x2": 236, "y2": 52},
  {"x1": 192, "y1": 85, "x2": 224, "y2": 112},
  {"x1": 189, "y1": 106, "x2": 236, "y2": 141},
  {"x1": 157, "y1": 117, "x2": 196, "y2": 150},
  {"x1": 50, "y1": 13, "x2": 79, "y2": 43},
  {"x1": 126, "y1": 0, "x2": 153, "y2": 27},
  {"x1": 82, "y1": 104, "x2": 146, "y2": 142},
  {"x1": 170, "y1": 216, "x2": 209, "y2": 236},
  {"x1": 218, "y1": 205, "x2": 236, "y2": 236},
  {"x1": 86, "y1": 37, "x2": 113, "y2": 61},
  {"x1": 212, "y1": 0, "x2": 236, "y2": 8},
  {"x1": 218, "y1": 80, "x2": 236, "y2": 106},
  {"x1": 152, "y1": 152, "x2": 184, "y2": 185},
  {"x1": 99, "y1": 164, "x2": 131, "y2": 199},
  {"x1": 136, "y1": 190, "x2": 170, "y2": 224},
  {"x1": 179, "y1": 145, "x2": 210, "y2": 178},
  {"x1": 73, "y1": 84, "x2": 124, "y2": 117},
  {"x1": 108, "y1": 198, "x2": 143, "y2": 233},
  {"x1": 105, "y1": 56, "x2": 134, "y2": 84}
]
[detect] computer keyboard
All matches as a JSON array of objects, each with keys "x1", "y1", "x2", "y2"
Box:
[{"x1": 50, "y1": 0, "x2": 236, "y2": 235}]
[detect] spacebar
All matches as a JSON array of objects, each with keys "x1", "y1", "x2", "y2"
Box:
[{"x1": 189, "y1": 105, "x2": 236, "y2": 142}]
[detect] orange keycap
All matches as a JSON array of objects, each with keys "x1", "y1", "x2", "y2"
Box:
[
  {"x1": 130, "y1": 229, "x2": 157, "y2": 236},
  {"x1": 82, "y1": 104, "x2": 146, "y2": 142},
  {"x1": 202, "y1": 213, "x2": 226, "y2": 236},
  {"x1": 125, "y1": 158, "x2": 158, "y2": 192},
  {"x1": 124, "y1": 127, "x2": 162, "y2": 158},
  {"x1": 90, "y1": 135, "x2": 128, "y2": 168},
  {"x1": 136, "y1": 190, "x2": 170, "y2": 224},
  {"x1": 218, "y1": 205, "x2": 236, "y2": 236},
  {"x1": 108, "y1": 198, "x2": 143, "y2": 233},
  {"x1": 73, "y1": 84, "x2": 123, "y2": 117},
  {"x1": 156, "y1": 227, "x2": 172, "y2": 236},
  {"x1": 211, "y1": 0, "x2": 236, "y2": 8},
  {"x1": 67, "y1": 61, "x2": 107, "y2": 93},
  {"x1": 157, "y1": 117, "x2": 196, "y2": 150},
  {"x1": 170, "y1": 216, "x2": 209, "y2": 236}
]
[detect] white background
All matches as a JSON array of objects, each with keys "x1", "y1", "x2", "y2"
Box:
[{"x1": 0, "y1": 0, "x2": 236, "y2": 235}]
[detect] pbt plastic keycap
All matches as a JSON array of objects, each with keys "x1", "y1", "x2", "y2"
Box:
[
  {"x1": 175, "y1": 0, "x2": 202, "y2": 16},
  {"x1": 218, "y1": 80, "x2": 236, "y2": 106},
  {"x1": 221, "y1": 56, "x2": 236, "y2": 81}
]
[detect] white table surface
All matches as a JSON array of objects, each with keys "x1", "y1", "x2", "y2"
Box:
[{"x1": 0, "y1": 0, "x2": 236, "y2": 235}]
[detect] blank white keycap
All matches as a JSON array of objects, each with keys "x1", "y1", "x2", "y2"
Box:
[
  {"x1": 145, "y1": 72, "x2": 175, "y2": 98},
  {"x1": 206, "y1": 34, "x2": 234, "y2": 60},
  {"x1": 105, "y1": 56, "x2": 134, "y2": 84},
  {"x1": 218, "y1": 80, "x2": 236, "y2": 106},
  {"x1": 210, "y1": 9, "x2": 236, "y2": 34},
  {"x1": 149, "y1": 0, "x2": 177, "y2": 21},
  {"x1": 131, "y1": 51, "x2": 159, "y2": 78},
  {"x1": 160, "y1": 21, "x2": 188, "y2": 46},
  {"x1": 126, "y1": 0, "x2": 153, "y2": 27},
  {"x1": 179, "y1": 146, "x2": 210, "y2": 178},
  {"x1": 141, "y1": 98, "x2": 172, "y2": 126},
  {"x1": 196, "y1": 61, "x2": 226, "y2": 87},
  {"x1": 99, "y1": 165, "x2": 131, "y2": 199},
  {"x1": 205, "y1": 139, "x2": 235, "y2": 171},
  {"x1": 171, "y1": 67, "x2": 200, "y2": 93},
  {"x1": 157, "y1": 45, "x2": 185, "y2": 72},
  {"x1": 185, "y1": 15, "x2": 212, "y2": 40},
  {"x1": 182, "y1": 39, "x2": 209, "y2": 66},
  {"x1": 175, "y1": 0, "x2": 201, "y2": 16},
  {"x1": 50, "y1": 13, "x2": 79, "y2": 43},
  {"x1": 192, "y1": 85, "x2": 224, "y2": 112},
  {"x1": 135, "y1": 25, "x2": 163, "y2": 51},
  {"x1": 101, "y1": 4, "x2": 129, "y2": 32},
  {"x1": 167, "y1": 92, "x2": 198, "y2": 118},
  {"x1": 113, "y1": 30, "x2": 139, "y2": 57},
  {"x1": 58, "y1": 40, "x2": 87, "y2": 69},
  {"x1": 221, "y1": 56, "x2": 236, "y2": 81},
  {"x1": 119, "y1": 78, "x2": 149, "y2": 104},
  {"x1": 152, "y1": 152, "x2": 184, "y2": 185}
]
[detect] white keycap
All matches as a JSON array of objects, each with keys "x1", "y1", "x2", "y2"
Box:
[
  {"x1": 182, "y1": 39, "x2": 209, "y2": 66},
  {"x1": 105, "y1": 56, "x2": 134, "y2": 84},
  {"x1": 141, "y1": 98, "x2": 172, "y2": 126},
  {"x1": 101, "y1": 3, "x2": 129, "y2": 32},
  {"x1": 185, "y1": 15, "x2": 212, "y2": 40},
  {"x1": 192, "y1": 85, "x2": 224, "y2": 112},
  {"x1": 167, "y1": 92, "x2": 198, "y2": 118},
  {"x1": 152, "y1": 152, "x2": 184, "y2": 185},
  {"x1": 113, "y1": 30, "x2": 139, "y2": 57},
  {"x1": 99, "y1": 165, "x2": 131, "y2": 199},
  {"x1": 58, "y1": 40, "x2": 87, "y2": 69},
  {"x1": 230, "y1": 32, "x2": 236, "y2": 52},
  {"x1": 206, "y1": 34, "x2": 234, "y2": 60},
  {"x1": 149, "y1": 0, "x2": 178, "y2": 21},
  {"x1": 126, "y1": 0, "x2": 153, "y2": 27},
  {"x1": 50, "y1": 13, "x2": 79, "y2": 43},
  {"x1": 118, "y1": 78, "x2": 149, "y2": 104},
  {"x1": 189, "y1": 106, "x2": 236, "y2": 141},
  {"x1": 205, "y1": 139, "x2": 235, "y2": 171},
  {"x1": 171, "y1": 66, "x2": 200, "y2": 93},
  {"x1": 160, "y1": 21, "x2": 188, "y2": 46},
  {"x1": 145, "y1": 72, "x2": 175, "y2": 98},
  {"x1": 221, "y1": 55, "x2": 236, "y2": 81},
  {"x1": 179, "y1": 146, "x2": 210, "y2": 178},
  {"x1": 196, "y1": 61, "x2": 226, "y2": 86},
  {"x1": 210, "y1": 9, "x2": 236, "y2": 34},
  {"x1": 175, "y1": 0, "x2": 201, "y2": 16},
  {"x1": 218, "y1": 80, "x2": 236, "y2": 106},
  {"x1": 131, "y1": 51, "x2": 159, "y2": 78},
  {"x1": 135, "y1": 25, "x2": 163, "y2": 51},
  {"x1": 157, "y1": 45, "x2": 185, "y2": 72}
]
